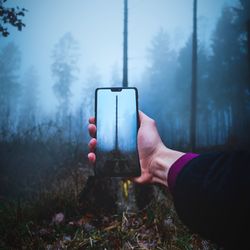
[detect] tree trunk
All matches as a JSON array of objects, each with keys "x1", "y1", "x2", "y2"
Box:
[
  {"x1": 246, "y1": 19, "x2": 250, "y2": 143},
  {"x1": 80, "y1": 0, "x2": 153, "y2": 215},
  {"x1": 190, "y1": 0, "x2": 198, "y2": 151},
  {"x1": 123, "y1": 0, "x2": 128, "y2": 87},
  {"x1": 247, "y1": 19, "x2": 250, "y2": 68}
]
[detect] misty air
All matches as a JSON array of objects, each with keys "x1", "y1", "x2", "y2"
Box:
[{"x1": 0, "y1": 0, "x2": 249, "y2": 249}]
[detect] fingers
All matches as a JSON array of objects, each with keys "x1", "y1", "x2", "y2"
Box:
[
  {"x1": 88, "y1": 117, "x2": 97, "y2": 164},
  {"x1": 88, "y1": 116, "x2": 96, "y2": 137},
  {"x1": 88, "y1": 138, "x2": 97, "y2": 152},
  {"x1": 131, "y1": 172, "x2": 152, "y2": 184},
  {"x1": 88, "y1": 152, "x2": 96, "y2": 164},
  {"x1": 89, "y1": 117, "x2": 95, "y2": 124},
  {"x1": 88, "y1": 124, "x2": 96, "y2": 137},
  {"x1": 88, "y1": 138, "x2": 96, "y2": 165},
  {"x1": 132, "y1": 176, "x2": 145, "y2": 184},
  {"x1": 132, "y1": 175, "x2": 164, "y2": 186}
]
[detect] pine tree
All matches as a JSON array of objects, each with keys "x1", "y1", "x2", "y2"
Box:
[
  {"x1": 0, "y1": 43, "x2": 21, "y2": 137},
  {"x1": 209, "y1": 4, "x2": 250, "y2": 145},
  {"x1": 19, "y1": 66, "x2": 39, "y2": 130},
  {"x1": 190, "y1": 0, "x2": 198, "y2": 151},
  {"x1": 52, "y1": 33, "x2": 79, "y2": 124}
]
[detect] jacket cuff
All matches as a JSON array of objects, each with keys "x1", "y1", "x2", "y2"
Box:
[{"x1": 167, "y1": 153, "x2": 199, "y2": 193}]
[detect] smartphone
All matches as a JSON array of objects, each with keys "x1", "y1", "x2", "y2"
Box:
[{"x1": 94, "y1": 87, "x2": 141, "y2": 177}]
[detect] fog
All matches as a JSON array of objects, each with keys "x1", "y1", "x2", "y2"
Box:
[
  {"x1": 0, "y1": 0, "x2": 249, "y2": 202},
  {"x1": 0, "y1": 0, "x2": 236, "y2": 113}
]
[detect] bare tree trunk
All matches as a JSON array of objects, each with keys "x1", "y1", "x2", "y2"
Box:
[
  {"x1": 246, "y1": 19, "x2": 250, "y2": 144},
  {"x1": 247, "y1": 19, "x2": 250, "y2": 67},
  {"x1": 206, "y1": 113, "x2": 210, "y2": 146},
  {"x1": 190, "y1": 0, "x2": 198, "y2": 151},
  {"x1": 215, "y1": 111, "x2": 219, "y2": 145},
  {"x1": 123, "y1": 0, "x2": 128, "y2": 87}
]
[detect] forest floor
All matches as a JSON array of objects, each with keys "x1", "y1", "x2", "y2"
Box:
[
  {"x1": 0, "y1": 191, "x2": 217, "y2": 250},
  {"x1": 0, "y1": 137, "x2": 243, "y2": 249},
  {"x1": 0, "y1": 139, "x2": 220, "y2": 249}
]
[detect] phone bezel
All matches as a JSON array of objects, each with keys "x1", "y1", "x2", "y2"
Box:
[{"x1": 94, "y1": 87, "x2": 141, "y2": 177}]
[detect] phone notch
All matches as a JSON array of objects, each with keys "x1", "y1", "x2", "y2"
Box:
[{"x1": 111, "y1": 88, "x2": 122, "y2": 92}]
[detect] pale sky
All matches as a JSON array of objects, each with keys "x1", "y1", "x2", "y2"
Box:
[{"x1": 0, "y1": 0, "x2": 237, "y2": 113}]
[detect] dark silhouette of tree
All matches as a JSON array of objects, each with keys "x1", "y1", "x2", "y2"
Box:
[
  {"x1": 174, "y1": 37, "x2": 209, "y2": 147},
  {"x1": 172, "y1": 1, "x2": 250, "y2": 148},
  {"x1": 190, "y1": 0, "x2": 198, "y2": 151},
  {"x1": 209, "y1": 4, "x2": 250, "y2": 145},
  {"x1": 174, "y1": 39, "x2": 192, "y2": 146},
  {"x1": 0, "y1": 0, "x2": 27, "y2": 37},
  {"x1": 123, "y1": 0, "x2": 128, "y2": 87},
  {"x1": 195, "y1": 45, "x2": 211, "y2": 146},
  {"x1": 0, "y1": 43, "x2": 21, "y2": 137},
  {"x1": 52, "y1": 33, "x2": 79, "y2": 124},
  {"x1": 234, "y1": 0, "x2": 250, "y2": 66}
]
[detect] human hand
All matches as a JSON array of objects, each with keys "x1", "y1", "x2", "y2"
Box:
[{"x1": 87, "y1": 111, "x2": 184, "y2": 187}]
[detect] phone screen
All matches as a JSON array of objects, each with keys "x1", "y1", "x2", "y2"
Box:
[{"x1": 95, "y1": 88, "x2": 140, "y2": 177}]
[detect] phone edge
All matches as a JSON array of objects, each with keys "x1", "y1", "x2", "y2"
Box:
[{"x1": 94, "y1": 87, "x2": 141, "y2": 177}]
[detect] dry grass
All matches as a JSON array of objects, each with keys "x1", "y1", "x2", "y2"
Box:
[{"x1": 0, "y1": 185, "x2": 217, "y2": 250}]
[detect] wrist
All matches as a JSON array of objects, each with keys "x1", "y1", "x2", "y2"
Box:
[{"x1": 151, "y1": 144, "x2": 185, "y2": 187}]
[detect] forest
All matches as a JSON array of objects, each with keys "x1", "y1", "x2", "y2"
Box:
[{"x1": 0, "y1": 0, "x2": 249, "y2": 249}]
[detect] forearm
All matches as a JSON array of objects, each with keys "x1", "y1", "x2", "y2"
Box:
[{"x1": 151, "y1": 145, "x2": 185, "y2": 187}]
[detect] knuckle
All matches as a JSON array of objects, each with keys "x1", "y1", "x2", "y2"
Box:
[{"x1": 150, "y1": 118, "x2": 156, "y2": 126}]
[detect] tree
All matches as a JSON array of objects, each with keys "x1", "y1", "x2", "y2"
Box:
[
  {"x1": 174, "y1": 39, "x2": 192, "y2": 147},
  {"x1": 234, "y1": 0, "x2": 250, "y2": 67},
  {"x1": 52, "y1": 33, "x2": 79, "y2": 123},
  {"x1": 209, "y1": 3, "x2": 250, "y2": 145},
  {"x1": 190, "y1": 0, "x2": 198, "y2": 151},
  {"x1": 0, "y1": 0, "x2": 27, "y2": 37},
  {"x1": 142, "y1": 29, "x2": 178, "y2": 146},
  {"x1": 19, "y1": 66, "x2": 39, "y2": 130},
  {"x1": 0, "y1": 43, "x2": 21, "y2": 137},
  {"x1": 174, "y1": 37, "x2": 209, "y2": 147},
  {"x1": 233, "y1": 0, "x2": 250, "y2": 119},
  {"x1": 122, "y1": 0, "x2": 128, "y2": 87}
]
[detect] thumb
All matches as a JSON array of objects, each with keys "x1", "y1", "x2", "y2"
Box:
[
  {"x1": 131, "y1": 173, "x2": 152, "y2": 184},
  {"x1": 138, "y1": 110, "x2": 154, "y2": 126}
]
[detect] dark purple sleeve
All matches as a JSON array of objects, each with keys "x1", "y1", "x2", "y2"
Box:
[
  {"x1": 167, "y1": 153, "x2": 199, "y2": 193},
  {"x1": 168, "y1": 151, "x2": 250, "y2": 248}
]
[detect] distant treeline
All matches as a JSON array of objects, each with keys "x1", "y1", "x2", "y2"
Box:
[
  {"x1": 0, "y1": 2, "x2": 249, "y2": 149},
  {"x1": 0, "y1": 0, "x2": 249, "y2": 199},
  {"x1": 139, "y1": 1, "x2": 250, "y2": 149}
]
